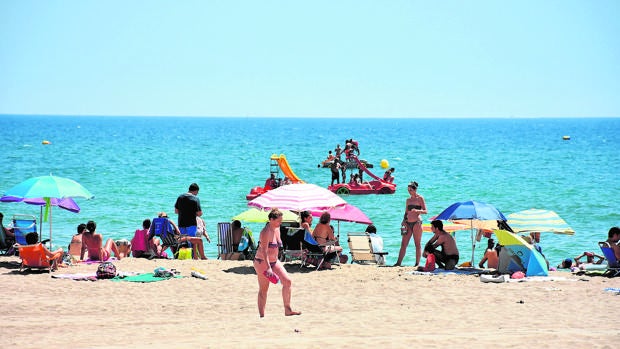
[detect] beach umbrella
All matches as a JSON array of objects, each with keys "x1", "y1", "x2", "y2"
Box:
[
  {"x1": 506, "y1": 208, "x2": 575, "y2": 235},
  {"x1": 312, "y1": 203, "x2": 372, "y2": 225},
  {"x1": 248, "y1": 183, "x2": 346, "y2": 212},
  {"x1": 422, "y1": 221, "x2": 470, "y2": 233},
  {"x1": 233, "y1": 207, "x2": 298, "y2": 223},
  {"x1": 0, "y1": 196, "x2": 81, "y2": 241},
  {"x1": 2, "y1": 175, "x2": 93, "y2": 246},
  {"x1": 434, "y1": 200, "x2": 507, "y2": 265},
  {"x1": 0, "y1": 196, "x2": 80, "y2": 213},
  {"x1": 494, "y1": 229, "x2": 548, "y2": 276}
]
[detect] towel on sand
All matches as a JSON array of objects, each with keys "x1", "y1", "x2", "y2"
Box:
[{"x1": 112, "y1": 272, "x2": 182, "y2": 283}]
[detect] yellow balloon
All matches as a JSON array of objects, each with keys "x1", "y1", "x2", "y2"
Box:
[{"x1": 380, "y1": 159, "x2": 389, "y2": 169}]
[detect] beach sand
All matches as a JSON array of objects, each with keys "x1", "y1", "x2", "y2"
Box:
[{"x1": 1, "y1": 256, "x2": 618, "y2": 349}]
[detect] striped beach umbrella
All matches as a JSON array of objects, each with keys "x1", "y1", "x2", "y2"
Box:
[
  {"x1": 248, "y1": 183, "x2": 346, "y2": 212},
  {"x1": 507, "y1": 208, "x2": 575, "y2": 235}
]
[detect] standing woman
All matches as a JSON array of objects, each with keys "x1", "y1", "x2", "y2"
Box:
[
  {"x1": 253, "y1": 208, "x2": 301, "y2": 318},
  {"x1": 394, "y1": 181, "x2": 427, "y2": 266}
]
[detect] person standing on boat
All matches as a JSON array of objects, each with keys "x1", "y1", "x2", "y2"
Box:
[{"x1": 394, "y1": 181, "x2": 427, "y2": 267}]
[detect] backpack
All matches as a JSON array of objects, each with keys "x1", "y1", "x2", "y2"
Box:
[{"x1": 96, "y1": 262, "x2": 117, "y2": 279}]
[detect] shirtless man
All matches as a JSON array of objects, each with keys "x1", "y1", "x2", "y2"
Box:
[
  {"x1": 427, "y1": 220, "x2": 459, "y2": 270},
  {"x1": 606, "y1": 226, "x2": 620, "y2": 261}
]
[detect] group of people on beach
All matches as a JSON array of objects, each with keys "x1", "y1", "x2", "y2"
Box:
[{"x1": 3, "y1": 177, "x2": 620, "y2": 318}]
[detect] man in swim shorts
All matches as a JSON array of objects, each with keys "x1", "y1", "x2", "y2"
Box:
[{"x1": 427, "y1": 220, "x2": 459, "y2": 270}]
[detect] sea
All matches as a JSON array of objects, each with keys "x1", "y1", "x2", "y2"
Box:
[{"x1": 1, "y1": 115, "x2": 619, "y2": 267}]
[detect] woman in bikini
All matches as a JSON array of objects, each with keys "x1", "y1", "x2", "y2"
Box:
[
  {"x1": 81, "y1": 220, "x2": 122, "y2": 261},
  {"x1": 253, "y1": 208, "x2": 301, "y2": 318},
  {"x1": 312, "y1": 212, "x2": 343, "y2": 269},
  {"x1": 394, "y1": 181, "x2": 427, "y2": 267}
]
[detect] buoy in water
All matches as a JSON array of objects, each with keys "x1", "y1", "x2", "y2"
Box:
[
  {"x1": 380, "y1": 159, "x2": 389, "y2": 169},
  {"x1": 562, "y1": 136, "x2": 570, "y2": 140},
  {"x1": 42, "y1": 140, "x2": 51, "y2": 145}
]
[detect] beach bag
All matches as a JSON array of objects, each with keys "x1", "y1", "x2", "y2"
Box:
[{"x1": 96, "y1": 262, "x2": 117, "y2": 279}]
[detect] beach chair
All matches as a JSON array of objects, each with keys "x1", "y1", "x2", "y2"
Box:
[
  {"x1": 15, "y1": 233, "x2": 61, "y2": 273},
  {"x1": 347, "y1": 232, "x2": 388, "y2": 265},
  {"x1": 301, "y1": 230, "x2": 341, "y2": 270},
  {"x1": 598, "y1": 241, "x2": 620, "y2": 277},
  {"x1": 279, "y1": 227, "x2": 305, "y2": 263},
  {"x1": 12, "y1": 214, "x2": 37, "y2": 245},
  {"x1": 217, "y1": 222, "x2": 234, "y2": 259},
  {"x1": 150, "y1": 217, "x2": 181, "y2": 258}
]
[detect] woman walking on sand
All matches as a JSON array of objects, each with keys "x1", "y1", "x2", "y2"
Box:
[
  {"x1": 253, "y1": 208, "x2": 301, "y2": 318},
  {"x1": 394, "y1": 181, "x2": 427, "y2": 267}
]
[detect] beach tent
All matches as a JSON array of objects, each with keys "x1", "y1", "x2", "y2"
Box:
[{"x1": 494, "y1": 229, "x2": 548, "y2": 276}]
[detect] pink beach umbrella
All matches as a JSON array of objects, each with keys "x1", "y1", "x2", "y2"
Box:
[
  {"x1": 311, "y1": 203, "x2": 372, "y2": 225},
  {"x1": 248, "y1": 183, "x2": 346, "y2": 212}
]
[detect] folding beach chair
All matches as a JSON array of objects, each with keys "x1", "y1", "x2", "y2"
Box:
[
  {"x1": 12, "y1": 214, "x2": 37, "y2": 245},
  {"x1": 15, "y1": 233, "x2": 60, "y2": 273},
  {"x1": 217, "y1": 222, "x2": 233, "y2": 259},
  {"x1": 301, "y1": 230, "x2": 341, "y2": 270},
  {"x1": 347, "y1": 232, "x2": 388, "y2": 265},
  {"x1": 598, "y1": 241, "x2": 620, "y2": 277},
  {"x1": 149, "y1": 217, "x2": 181, "y2": 258},
  {"x1": 279, "y1": 227, "x2": 305, "y2": 263}
]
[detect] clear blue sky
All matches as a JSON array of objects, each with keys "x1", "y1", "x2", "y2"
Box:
[{"x1": 1, "y1": 0, "x2": 618, "y2": 118}]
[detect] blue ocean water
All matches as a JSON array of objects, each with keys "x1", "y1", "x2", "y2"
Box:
[{"x1": 1, "y1": 115, "x2": 618, "y2": 266}]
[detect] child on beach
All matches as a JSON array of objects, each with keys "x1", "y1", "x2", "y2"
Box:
[{"x1": 417, "y1": 244, "x2": 436, "y2": 272}]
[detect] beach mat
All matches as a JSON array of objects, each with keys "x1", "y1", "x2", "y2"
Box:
[{"x1": 113, "y1": 272, "x2": 182, "y2": 283}]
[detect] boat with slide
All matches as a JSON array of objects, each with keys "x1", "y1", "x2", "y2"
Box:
[
  {"x1": 327, "y1": 155, "x2": 396, "y2": 195},
  {"x1": 246, "y1": 154, "x2": 304, "y2": 200}
]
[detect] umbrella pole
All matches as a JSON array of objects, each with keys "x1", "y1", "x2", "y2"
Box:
[
  {"x1": 470, "y1": 221, "x2": 475, "y2": 266},
  {"x1": 39, "y1": 206, "x2": 43, "y2": 243},
  {"x1": 49, "y1": 206, "x2": 53, "y2": 248}
]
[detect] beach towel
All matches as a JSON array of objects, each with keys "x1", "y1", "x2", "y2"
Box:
[
  {"x1": 113, "y1": 272, "x2": 182, "y2": 283},
  {"x1": 52, "y1": 271, "x2": 139, "y2": 281}
]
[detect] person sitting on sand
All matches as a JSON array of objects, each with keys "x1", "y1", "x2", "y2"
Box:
[
  {"x1": 68, "y1": 223, "x2": 87, "y2": 261},
  {"x1": 426, "y1": 220, "x2": 459, "y2": 270},
  {"x1": 81, "y1": 220, "x2": 122, "y2": 261},
  {"x1": 132, "y1": 219, "x2": 166, "y2": 258},
  {"x1": 478, "y1": 238, "x2": 499, "y2": 269},
  {"x1": 416, "y1": 244, "x2": 436, "y2": 272},
  {"x1": 574, "y1": 251, "x2": 605, "y2": 265}
]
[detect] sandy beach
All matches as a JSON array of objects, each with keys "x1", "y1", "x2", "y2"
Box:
[{"x1": 1, "y1": 255, "x2": 618, "y2": 349}]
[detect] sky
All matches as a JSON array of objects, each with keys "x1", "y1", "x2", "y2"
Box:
[{"x1": 1, "y1": 0, "x2": 618, "y2": 118}]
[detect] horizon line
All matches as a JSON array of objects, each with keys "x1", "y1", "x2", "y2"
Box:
[{"x1": 2, "y1": 113, "x2": 619, "y2": 119}]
